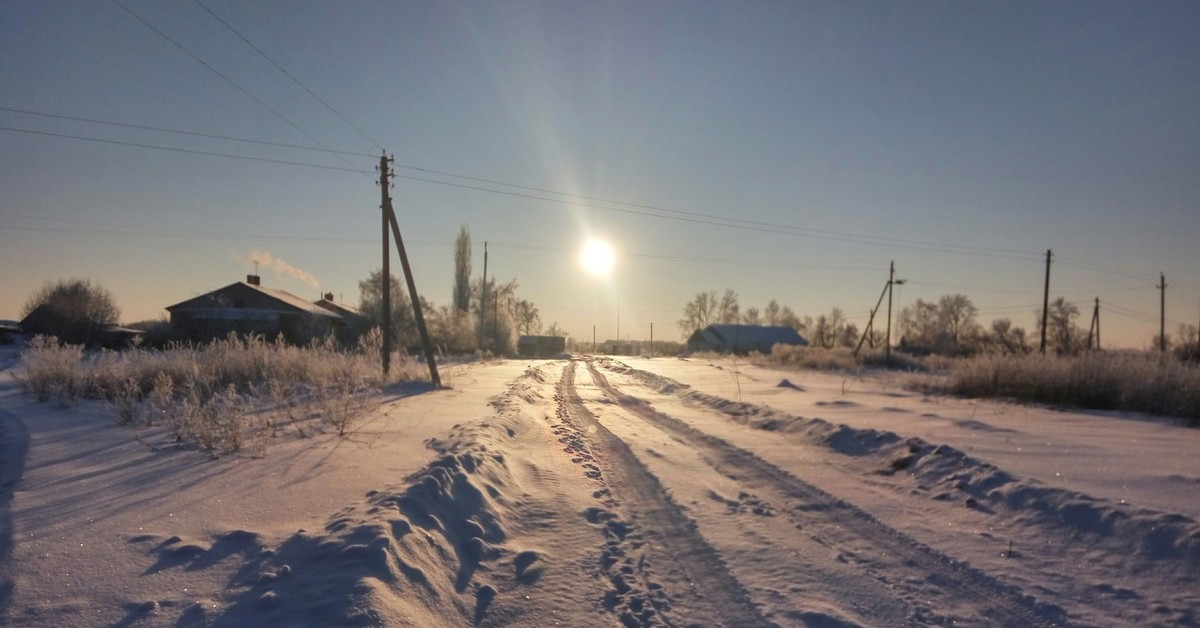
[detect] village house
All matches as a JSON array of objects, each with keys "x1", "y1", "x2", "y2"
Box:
[
  {"x1": 686, "y1": 324, "x2": 808, "y2": 355},
  {"x1": 166, "y1": 275, "x2": 346, "y2": 344}
]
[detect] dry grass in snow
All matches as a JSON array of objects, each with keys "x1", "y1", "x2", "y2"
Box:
[{"x1": 13, "y1": 331, "x2": 429, "y2": 454}]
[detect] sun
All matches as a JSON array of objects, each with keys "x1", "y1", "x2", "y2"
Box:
[{"x1": 579, "y1": 239, "x2": 615, "y2": 277}]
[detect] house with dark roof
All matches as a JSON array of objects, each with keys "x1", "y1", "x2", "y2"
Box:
[
  {"x1": 166, "y1": 275, "x2": 344, "y2": 344},
  {"x1": 686, "y1": 324, "x2": 808, "y2": 355},
  {"x1": 517, "y1": 334, "x2": 566, "y2": 357}
]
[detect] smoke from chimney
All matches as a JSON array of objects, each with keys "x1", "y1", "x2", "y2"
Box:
[{"x1": 245, "y1": 249, "x2": 320, "y2": 290}]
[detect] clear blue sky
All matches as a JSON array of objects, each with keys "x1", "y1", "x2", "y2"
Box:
[{"x1": 2, "y1": 1, "x2": 1198, "y2": 347}]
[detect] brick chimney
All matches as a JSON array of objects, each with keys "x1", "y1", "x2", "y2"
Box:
[
  {"x1": 324, "y1": 292, "x2": 334, "y2": 302},
  {"x1": 246, "y1": 274, "x2": 261, "y2": 286}
]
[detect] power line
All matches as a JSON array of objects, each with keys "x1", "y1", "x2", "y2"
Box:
[
  {"x1": 0, "y1": 106, "x2": 377, "y2": 158},
  {"x1": 1, "y1": 110, "x2": 1188, "y2": 283},
  {"x1": 0, "y1": 126, "x2": 371, "y2": 173},
  {"x1": 389, "y1": 161, "x2": 1039, "y2": 261},
  {"x1": 191, "y1": 0, "x2": 384, "y2": 152},
  {"x1": 5, "y1": 100, "x2": 1034, "y2": 260},
  {"x1": 0, "y1": 106, "x2": 1044, "y2": 259},
  {"x1": 110, "y1": 0, "x2": 362, "y2": 172},
  {"x1": 487, "y1": 241, "x2": 879, "y2": 270}
]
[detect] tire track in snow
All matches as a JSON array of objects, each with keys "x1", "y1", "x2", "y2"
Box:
[
  {"x1": 556, "y1": 360, "x2": 772, "y2": 627},
  {"x1": 588, "y1": 360, "x2": 1067, "y2": 628}
]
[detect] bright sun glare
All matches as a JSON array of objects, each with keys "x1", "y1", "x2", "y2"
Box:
[{"x1": 580, "y1": 239, "x2": 615, "y2": 277}]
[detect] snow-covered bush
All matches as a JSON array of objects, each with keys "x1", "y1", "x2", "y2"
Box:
[
  {"x1": 16, "y1": 330, "x2": 428, "y2": 452},
  {"x1": 948, "y1": 352, "x2": 1200, "y2": 424},
  {"x1": 13, "y1": 335, "x2": 85, "y2": 403}
]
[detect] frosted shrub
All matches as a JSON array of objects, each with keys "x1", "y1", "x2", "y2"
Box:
[
  {"x1": 15, "y1": 336, "x2": 85, "y2": 403},
  {"x1": 948, "y1": 353, "x2": 1200, "y2": 424},
  {"x1": 15, "y1": 329, "x2": 422, "y2": 453}
]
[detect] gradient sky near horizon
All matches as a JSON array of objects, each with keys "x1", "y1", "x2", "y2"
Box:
[{"x1": 2, "y1": 1, "x2": 1198, "y2": 347}]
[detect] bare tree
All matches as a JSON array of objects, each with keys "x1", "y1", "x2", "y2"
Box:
[
  {"x1": 898, "y1": 299, "x2": 940, "y2": 348},
  {"x1": 545, "y1": 322, "x2": 565, "y2": 338},
  {"x1": 781, "y1": 307, "x2": 805, "y2": 333},
  {"x1": 452, "y1": 225, "x2": 471, "y2": 314},
  {"x1": 678, "y1": 291, "x2": 719, "y2": 336},
  {"x1": 937, "y1": 294, "x2": 979, "y2": 348},
  {"x1": 514, "y1": 299, "x2": 541, "y2": 336},
  {"x1": 21, "y1": 278, "x2": 120, "y2": 345},
  {"x1": 810, "y1": 307, "x2": 848, "y2": 348},
  {"x1": 716, "y1": 289, "x2": 740, "y2": 324},
  {"x1": 742, "y1": 307, "x2": 761, "y2": 326},
  {"x1": 763, "y1": 299, "x2": 781, "y2": 326}
]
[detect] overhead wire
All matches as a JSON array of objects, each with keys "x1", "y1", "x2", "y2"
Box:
[
  {"x1": 0, "y1": 126, "x2": 371, "y2": 174},
  {"x1": 0, "y1": 106, "x2": 377, "y2": 158},
  {"x1": 191, "y1": 0, "x2": 384, "y2": 152},
  {"x1": 109, "y1": 0, "x2": 364, "y2": 173}
]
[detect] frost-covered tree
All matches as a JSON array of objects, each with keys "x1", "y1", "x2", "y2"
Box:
[
  {"x1": 937, "y1": 294, "x2": 980, "y2": 348},
  {"x1": 452, "y1": 225, "x2": 471, "y2": 314},
  {"x1": 716, "y1": 289, "x2": 740, "y2": 324},
  {"x1": 764, "y1": 299, "x2": 782, "y2": 326},
  {"x1": 21, "y1": 278, "x2": 120, "y2": 345},
  {"x1": 1036, "y1": 298, "x2": 1083, "y2": 356},
  {"x1": 358, "y1": 269, "x2": 414, "y2": 346}
]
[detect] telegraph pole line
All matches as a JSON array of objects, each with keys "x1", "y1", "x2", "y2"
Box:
[
  {"x1": 480, "y1": 241, "x2": 488, "y2": 349},
  {"x1": 855, "y1": 274, "x2": 891, "y2": 357},
  {"x1": 380, "y1": 154, "x2": 441, "y2": 387},
  {"x1": 1088, "y1": 298, "x2": 1100, "y2": 350},
  {"x1": 379, "y1": 154, "x2": 392, "y2": 375},
  {"x1": 1040, "y1": 249, "x2": 1052, "y2": 356},
  {"x1": 884, "y1": 261, "x2": 904, "y2": 365},
  {"x1": 1158, "y1": 273, "x2": 1167, "y2": 353}
]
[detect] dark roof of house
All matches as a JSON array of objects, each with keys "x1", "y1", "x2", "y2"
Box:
[
  {"x1": 313, "y1": 298, "x2": 361, "y2": 319},
  {"x1": 167, "y1": 281, "x2": 340, "y2": 319},
  {"x1": 693, "y1": 324, "x2": 808, "y2": 346}
]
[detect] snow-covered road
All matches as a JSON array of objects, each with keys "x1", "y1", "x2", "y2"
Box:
[{"x1": 1, "y1": 356, "x2": 1197, "y2": 626}]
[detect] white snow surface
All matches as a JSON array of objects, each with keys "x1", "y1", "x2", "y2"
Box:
[{"x1": 1, "y1": 353, "x2": 1198, "y2": 627}]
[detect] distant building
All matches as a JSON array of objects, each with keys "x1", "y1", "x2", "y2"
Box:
[
  {"x1": 17, "y1": 304, "x2": 142, "y2": 348},
  {"x1": 166, "y1": 275, "x2": 344, "y2": 344},
  {"x1": 313, "y1": 292, "x2": 361, "y2": 320},
  {"x1": 313, "y1": 292, "x2": 367, "y2": 343},
  {"x1": 518, "y1": 335, "x2": 566, "y2": 357},
  {"x1": 605, "y1": 341, "x2": 641, "y2": 356},
  {"x1": 0, "y1": 320, "x2": 21, "y2": 344},
  {"x1": 686, "y1": 324, "x2": 808, "y2": 355}
]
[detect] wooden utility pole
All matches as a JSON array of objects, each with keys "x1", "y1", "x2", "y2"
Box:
[
  {"x1": 1088, "y1": 298, "x2": 1100, "y2": 350},
  {"x1": 379, "y1": 155, "x2": 392, "y2": 375},
  {"x1": 885, "y1": 261, "x2": 905, "y2": 365},
  {"x1": 380, "y1": 154, "x2": 441, "y2": 387},
  {"x1": 1040, "y1": 249, "x2": 1052, "y2": 356},
  {"x1": 1159, "y1": 273, "x2": 1167, "y2": 353},
  {"x1": 855, "y1": 274, "x2": 891, "y2": 357},
  {"x1": 650, "y1": 322, "x2": 654, "y2": 358},
  {"x1": 480, "y1": 241, "x2": 488, "y2": 349}
]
